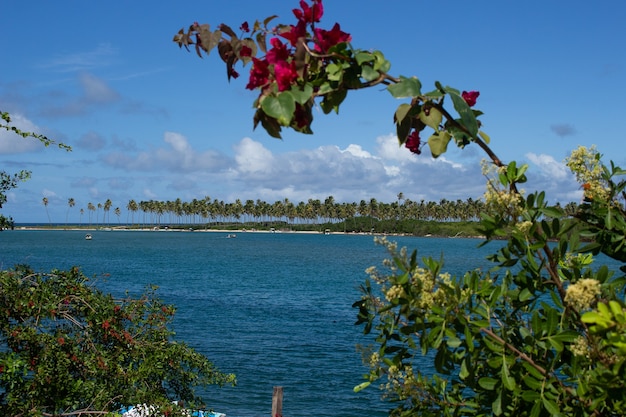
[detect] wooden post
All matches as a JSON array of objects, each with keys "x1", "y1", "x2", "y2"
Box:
[{"x1": 272, "y1": 386, "x2": 283, "y2": 417}]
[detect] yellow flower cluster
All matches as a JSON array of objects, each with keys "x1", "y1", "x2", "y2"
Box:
[
  {"x1": 565, "y1": 145, "x2": 609, "y2": 202},
  {"x1": 481, "y1": 159, "x2": 525, "y2": 218},
  {"x1": 565, "y1": 278, "x2": 602, "y2": 311},
  {"x1": 570, "y1": 335, "x2": 590, "y2": 358},
  {"x1": 514, "y1": 220, "x2": 533, "y2": 236},
  {"x1": 384, "y1": 363, "x2": 417, "y2": 401},
  {"x1": 385, "y1": 284, "x2": 406, "y2": 302}
]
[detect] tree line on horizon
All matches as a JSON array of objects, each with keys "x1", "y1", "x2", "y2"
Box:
[{"x1": 43, "y1": 194, "x2": 581, "y2": 228}]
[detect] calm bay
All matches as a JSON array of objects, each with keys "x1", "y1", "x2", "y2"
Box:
[{"x1": 0, "y1": 230, "x2": 498, "y2": 417}]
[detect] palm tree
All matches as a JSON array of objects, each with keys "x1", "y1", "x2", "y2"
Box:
[
  {"x1": 66, "y1": 198, "x2": 75, "y2": 227},
  {"x1": 42, "y1": 197, "x2": 51, "y2": 225},
  {"x1": 127, "y1": 200, "x2": 139, "y2": 226},
  {"x1": 114, "y1": 207, "x2": 121, "y2": 224},
  {"x1": 103, "y1": 199, "x2": 112, "y2": 226},
  {"x1": 87, "y1": 202, "x2": 95, "y2": 227},
  {"x1": 97, "y1": 203, "x2": 102, "y2": 225}
]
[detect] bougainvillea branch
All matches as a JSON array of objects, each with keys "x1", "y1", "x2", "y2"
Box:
[{"x1": 172, "y1": 0, "x2": 506, "y2": 172}]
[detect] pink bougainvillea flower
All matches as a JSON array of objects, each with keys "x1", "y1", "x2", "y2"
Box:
[
  {"x1": 405, "y1": 130, "x2": 421, "y2": 155},
  {"x1": 266, "y1": 37, "x2": 291, "y2": 64},
  {"x1": 240, "y1": 21, "x2": 250, "y2": 33},
  {"x1": 279, "y1": 21, "x2": 307, "y2": 47},
  {"x1": 239, "y1": 45, "x2": 252, "y2": 57},
  {"x1": 246, "y1": 58, "x2": 270, "y2": 90},
  {"x1": 461, "y1": 90, "x2": 480, "y2": 107},
  {"x1": 313, "y1": 23, "x2": 351, "y2": 52},
  {"x1": 274, "y1": 60, "x2": 298, "y2": 91},
  {"x1": 293, "y1": 0, "x2": 323, "y2": 23}
]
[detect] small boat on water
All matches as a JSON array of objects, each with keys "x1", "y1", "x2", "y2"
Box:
[
  {"x1": 85, "y1": 234, "x2": 92, "y2": 240},
  {"x1": 226, "y1": 233, "x2": 237, "y2": 239}
]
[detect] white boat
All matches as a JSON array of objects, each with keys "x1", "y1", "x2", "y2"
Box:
[
  {"x1": 85, "y1": 234, "x2": 92, "y2": 240},
  {"x1": 226, "y1": 233, "x2": 237, "y2": 238}
]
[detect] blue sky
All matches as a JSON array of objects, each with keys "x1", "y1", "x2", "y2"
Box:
[{"x1": 1, "y1": 0, "x2": 625, "y2": 223}]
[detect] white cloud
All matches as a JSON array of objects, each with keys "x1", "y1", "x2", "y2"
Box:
[
  {"x1": 341, "y1": 144, "x2": 374, "y2": 159},
  {"x1": 234, "y1": 137, "x2": 275, "y2": 173},
  {"x1": 525, "y1": 152, "x2": 569, "y2": 180},
  {"x1": 101, "y1": 132, "x2": 229, "y2": 173},
  {"x1": 41, "y1": 43, "x2": 117, "y2": 73},
  {"x1": 79, "y1": 72, "x2": 119, "y2": 104},
  {"x1": 376, "y1": 133, "x2": 415, "y2": 163}
]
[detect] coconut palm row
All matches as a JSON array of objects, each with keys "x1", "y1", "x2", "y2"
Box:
[{"x1": 55, "y1": 195, "x2": 579, "y2": 228}]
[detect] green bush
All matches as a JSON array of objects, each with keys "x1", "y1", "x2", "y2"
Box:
[{"x1": 0, "y1": 265, "x2": 235, "y2": 416}]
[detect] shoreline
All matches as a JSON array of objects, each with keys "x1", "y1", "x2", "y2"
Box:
[{"x1": 9, "y1": 226, "x2": 486, "y2": 239}]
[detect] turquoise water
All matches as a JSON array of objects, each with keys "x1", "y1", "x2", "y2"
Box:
[{"x1": 0, "y1": 230, "x2": 497, "y2": 417}]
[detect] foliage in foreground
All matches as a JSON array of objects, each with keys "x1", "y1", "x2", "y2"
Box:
[
  {"x1": 0, "y1": 265, "x2": 236, "y2": 416},
  {"x1": 356, "y1": 148, "x2": 626, "y2": 416},
  {"x1": 177, "y1": 0, "x2": 626, "y2": 415}
]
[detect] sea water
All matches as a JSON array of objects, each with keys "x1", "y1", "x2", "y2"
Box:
[{"x1": 0, "y1": 230, "x2": 499, "y2": 417}]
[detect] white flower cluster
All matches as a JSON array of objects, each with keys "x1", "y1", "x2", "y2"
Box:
[
  {"x1": 565, "y1": 145, "x2": 609, "y2": 202},
  {"x1": 565, "y1": 278, "x2": 602, "y2": 311}
]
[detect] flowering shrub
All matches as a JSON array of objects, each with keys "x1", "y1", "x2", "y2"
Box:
[
  {"x1": 0, "y1": 265, "x2": 235, "y2": 416},
  {"x1": 177, "y1": 1, "x2": 626, "y2": 415}
]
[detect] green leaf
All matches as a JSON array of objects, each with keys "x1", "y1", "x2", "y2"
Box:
[
  {"x1": 547, "y1": 336, "x2": 564, "y2": 352},
  {"x1": 325, "y1": 62, "x2": 345, "y2": 82},
  {"x1": 459, "y1": 358, "x2": 470, "y2": 380},
  {"x1": 320, "y1": 88, "x2": 347, "y2": 115},
  {"x1": 502, "y1": 359, "x2": 516, "y2": 391},
  {"x1": 355, "y1": 51, "x2": 374, "y2": 65},
  {"x1": 478, "y1": 377, "x2": 498, "y2": 390},
  {"x1": 396, "y1": 113, "x2": 412, "y2": 144},
  {"x1": 353, "y1": 381, "x2": 371, "y2": 392},
  {"x1": 479, "y1": 130, "x2": 491, "y2": 144},
  {"x1": 372, "y1": 50, "x2": 390, "y2": 72},
  {"x1": 521, "y1": 390, "x2": 540, "y2": 402},
  {"x1": 447, "y1": 88, "x2": 479, "y2": 137},
  {"x1": 260, "y1": 93, "x2": 296, "y2": 126},
  {"x1": 540, "y1": 206, "x2": 563, "y2": 219},
  {"x1": 361, "y1": 65, "x2": 380, "y2": 82},
  {"x1": 419, "y1": 107, "x2": 443, "y2": 130},
  {"x1": 289, "y1": 84, "x2": 313, "y2": 105},
  {"x1": 394, "y1": 103, "x2": 412, "y2": 124},
  {"x1": 542, "y1": 396, "x2": 560, "y2": 415},
  {"x1": 427, "y1": 131, "x2": 452, "y2": 158},
  {"x1": 519, "y1": 288, "x2": 533, "y2": 302},
  {"x1": 493, "y1": 389, "x2": 503, "y2": 416},
  {"x1": 387, "y1": 76, "x2": 422, "y2": 98}
]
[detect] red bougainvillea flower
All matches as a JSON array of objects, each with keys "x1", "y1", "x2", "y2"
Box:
[
  {"x1": 293, "y1": 103, "x2": 311, "y2": 129},
  {"x1": 293, "y1": 0, "x2": 323, "y2": 23},
  {"x1": 314, "y1": 23, "x2": 351, "y2": 53},
  {"x1": 461, "y1": 90, "x2": 480, "y2": 107},
  {"x1": 274, "y1": 60, "x2": 298, "y2": 91},
  {"x1": 279, "y1": 21, "x2": 307, "y2": 47},
  {"x1": 240, "y1": 21, "x2": 250, "y2": 33},
  {"x1": 266, "y1": 37, "x2": 291, "y2": 65},
  {"x1": 405, "y1": 130, "x2": 421, "y2": 154},
  {"x1": 246, "y1": 58, "x2": 270, "y2": 90},
  {"x1": 239, "y1": 45, "x2": 252, "y2": 57}
]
